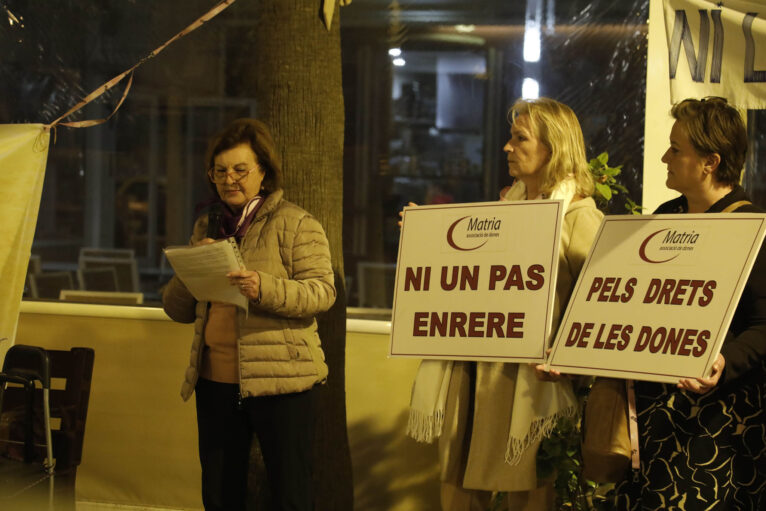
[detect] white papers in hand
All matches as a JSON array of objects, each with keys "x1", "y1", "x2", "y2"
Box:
[{"x1": 164, "y1": 238, "x2": 248, "y2": 311}]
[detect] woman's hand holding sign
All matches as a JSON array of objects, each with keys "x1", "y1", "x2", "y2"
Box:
[
  {"x1": 533, "y1": 348, "x2": 565, "y2": 382},
  {"x1": 678, "y1": 353, "x2": 725, "y2": 394}
]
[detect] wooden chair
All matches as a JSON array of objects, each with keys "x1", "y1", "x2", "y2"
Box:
[
  {"x1": 27, "y1": 272, "x2": 76, "y2": 300},
  {"x1": 0, "y1": 345, "x2": 95, "y2": 510},
  {"x1": 77, "y1": 267, "x2": 120, "y2": 292}
]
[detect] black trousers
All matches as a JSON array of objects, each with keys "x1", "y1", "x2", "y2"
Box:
[{"x1": 194, "y1": 377, "x2": 317, "y2": 511}]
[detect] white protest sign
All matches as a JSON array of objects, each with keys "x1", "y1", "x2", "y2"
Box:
[
  {"x1": 548, "y1": 214, "x2": 766, "y2": 383},
  {"x1": 390, "y1": 201, "x2": 563, "y2": 363},
  {"x1": 662, "y1": 0, "x2": 766, "y2": 108},
  {"x1": 0, "y1": 124, "x2": 49, "y2": 363}
]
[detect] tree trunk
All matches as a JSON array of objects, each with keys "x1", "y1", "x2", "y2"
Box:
[{"x1": 248, "y1": 1, "x2": 353, "y2": 509}]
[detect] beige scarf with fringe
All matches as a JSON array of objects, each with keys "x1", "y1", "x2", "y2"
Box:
[{"x1": 406, "y1": 179, "x2": 579, "y2": 465}]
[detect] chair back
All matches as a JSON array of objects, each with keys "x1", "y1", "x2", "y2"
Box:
[
  {"x1": 27, "y1": 272, "x2": 75, "y2": 299},
  {"x1": 0, "y1": 347, "x2": 94, "y2": 470},
  {"x1": 0, "y1": 345, "x2": 50, "y2": 463},
  {"x1": 77, "y1": 267, "x2": 119, "y2": 292},
  {"x1": 78, "y1": 257, "x2": 139, "y2": 293},
  {"x1": 47, "y1": 348, "x2": 95, "y2": 470},
  {"x1": 2, "y1": 345, "x2": 50, "y2": 388}
]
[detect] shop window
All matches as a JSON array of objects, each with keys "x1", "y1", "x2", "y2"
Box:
[{"x1": 3, "y1": 0, "x2": 655, "y2": 310}]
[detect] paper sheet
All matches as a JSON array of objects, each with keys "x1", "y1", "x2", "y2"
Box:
[{"x1": 164, "y1": 239, "x2": 248, "y2": 311}]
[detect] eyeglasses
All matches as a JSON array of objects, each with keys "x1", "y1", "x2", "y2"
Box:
[{"x1": 207, "y1": 165, "x2": 259, "y2": 184}]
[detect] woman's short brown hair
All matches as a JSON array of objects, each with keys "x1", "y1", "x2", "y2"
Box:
[
  {"x1": 204, "y1": 118, "x2": 283, "y2": 194},
  {"x1": 670, "y1": 97, "x2": 747, "y2": 186}
]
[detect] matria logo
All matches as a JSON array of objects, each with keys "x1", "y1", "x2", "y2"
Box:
[
  {"x1": 446, "y1": 215, "x2": 502, "y2": 251},
  {"x1": 638, "y1": 228, "x2": 700, "y2": 264}
]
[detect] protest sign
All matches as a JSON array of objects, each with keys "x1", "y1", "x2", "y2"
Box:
[
  {"x1": 390, "y1": 201, "x2": 563, "y2": 363},
  {"x1": 548, "y1": 213, "x2": 766, "y2": 382},
  {"x1": 662, "y1": 0, "x2": 766, "y2": 108}
]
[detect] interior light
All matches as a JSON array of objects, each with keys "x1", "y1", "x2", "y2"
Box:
[
  {"x1": 522, "y1": 78, "x2": 539, "y2": 99},
  {"x1": 455, "y1": 25, "x2": 475, "y2": 33},
  {"x1": 523, "y1": 21, "x2": 541, "y2": 63},
  {"x1": 388, "y1": 48, "x2": 402, "y2": 57},
  {"x1": 4, "y1": 6, "x2": 20, "y2": 26},
  {"x1": 392, "y1": 58, "x2": 406, "y2": 67}
]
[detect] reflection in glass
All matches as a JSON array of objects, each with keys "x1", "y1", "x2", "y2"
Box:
[{"x1": 1, "y1": 1, "x2": 661, "y2": 308}]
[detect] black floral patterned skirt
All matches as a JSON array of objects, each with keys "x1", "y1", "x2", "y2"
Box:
[{"x1": 614, "y1": 374, "x2": 766, "y2": 510}]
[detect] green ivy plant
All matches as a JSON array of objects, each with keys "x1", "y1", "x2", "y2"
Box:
[
  {"x1": 537, "y1": 416, "x2": 589, "y2": 509},
  {"x1": 589, "y1": 152, "x2": 642, "y2": 215},
  {"x1": 535, "y1": 415, "x2": 615, "y2": 510}
]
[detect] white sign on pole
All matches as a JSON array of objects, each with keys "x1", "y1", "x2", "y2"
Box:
[
  {"x1": 0, "y1": 124, "x2": 50, "y2": 364},
  {"x1": 662, "y1": 0, "x2": 766, "y2": 109},
  {"x1": 390, "y1": 201, "x2": 563, "y2": 363},
  {"x1": 548, "y1": 214, "x2": 766, "y2": 383}
]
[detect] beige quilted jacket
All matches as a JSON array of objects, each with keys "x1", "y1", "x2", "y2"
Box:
[{"x1": 162, "y1": 189, "x2": 336, "y2": 400}]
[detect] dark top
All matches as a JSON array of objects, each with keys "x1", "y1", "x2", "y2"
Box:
[{"x1": 654, "y1": 186, "x2": 766, "y2": 385}]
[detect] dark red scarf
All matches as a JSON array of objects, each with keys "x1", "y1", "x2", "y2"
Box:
[{"x1": 202, "y1": 195, "x2": 265, "y2": 242}]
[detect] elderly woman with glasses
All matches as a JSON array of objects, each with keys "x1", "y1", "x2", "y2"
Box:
[
  {"x1": 615, "y1": 97, "x2": 766, "y2": 510},
  {"x1": 162, "y1": 118, "x2": 336, "y2": 511}
]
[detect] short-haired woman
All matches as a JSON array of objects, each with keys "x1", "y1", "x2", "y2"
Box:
[
  {"x1": 163, "y1": 118, "x2": 336, "y2": 511},
  {"x1": 408, "y1": 97, "x2": 603, "y2": 510},
  {"x1": 615, "y1": 97, "x2": 766, "y2": 509}
]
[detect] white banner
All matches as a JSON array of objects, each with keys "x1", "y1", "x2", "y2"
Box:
[
  {"x1": 390, "y1": 201, "x2": 563, "y2": 363},
  {"x1": 0, "y1": 124, "x2": 50, "y2": 360},
  {"x1": 663, "y1": 0, "x2": 766, "y2": 108},
  {"x1": 548, "y1": 214, "x2": 766, "y2": 383}
]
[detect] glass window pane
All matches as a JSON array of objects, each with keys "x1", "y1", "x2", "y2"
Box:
[
  {"x1": 341, "y1": 0, "x2": 650, "y2": 308},
  {"x1": 1, "y1": 1, "x2": 662, "y2": 309}
]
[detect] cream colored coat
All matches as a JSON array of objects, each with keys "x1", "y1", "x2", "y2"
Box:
[
  {"x1": 439, "y1": 197, "x2": 602, "y2": 492},
  {"x1": 162, "y1": 189, "x2": 336, "y2": 400}
]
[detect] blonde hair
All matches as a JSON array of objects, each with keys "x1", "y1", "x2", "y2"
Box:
[{"x1": 508, "y1": 97, "x2": 594, "y2": 197}]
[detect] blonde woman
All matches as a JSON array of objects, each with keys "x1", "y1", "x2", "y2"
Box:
[{"x1": 407, "y1": 98, "x2": 603, "y2": 510}]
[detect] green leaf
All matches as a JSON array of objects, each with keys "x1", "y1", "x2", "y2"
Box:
[
  {"x1": 597, "y1": 152, "x2": 609, "y2": 165},
  {"x1": 625, "y1": 199, "x2": 644, "y2": 215},
  {"x1": 595, "y1": 182, "x2": 612, "y2": 200},
  {"x1": 613, "y1": 184, "x2": 629, "y2": 193}
]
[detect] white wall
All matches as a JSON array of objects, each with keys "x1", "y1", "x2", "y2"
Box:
[{"x1": 15, "y1": 302, "x2": 439, "y2": 511}]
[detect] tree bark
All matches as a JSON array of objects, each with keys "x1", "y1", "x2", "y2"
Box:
[{"x1": 248, "y1": 1, "x2": 353, "y2": 509}]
